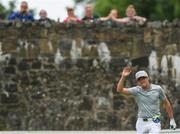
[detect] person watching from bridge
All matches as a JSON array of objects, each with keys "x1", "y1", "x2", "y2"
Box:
[
  {"x1": 63, "y1": 6, "x2": 82, "y2": 24},
  {"x1": 100, "y1": 9, "x2": 119, "y2": 22},
  {"x1": 113, "y1": 5, "x2": 146, "y2": 24},
  {"x1": 38, "y1": 9, "x2": 52, "y2": 24},
  {"x1": 8, "y1": 1, "x2": 34, "y2": 22},
  {"x1": 82, "y1": 3, "x2": 99, "y2": 23}
]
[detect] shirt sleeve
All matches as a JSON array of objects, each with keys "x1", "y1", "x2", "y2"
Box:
[
  {"x1": 29, "y1": 15, "x2": 35, "y2": 21},
  {"x1": 159, "y1": 86, "x2": 166, "y2": 100},
  {"x1": 127, "y1": 86, "x2": 139, "y2": 95},
  {"x1": 8, "y1": 12, "x2": 16, "y2": 20}
]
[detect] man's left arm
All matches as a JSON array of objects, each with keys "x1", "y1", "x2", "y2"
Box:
[{"x1": 163, "y1": 98, "x2": 177, "y2": 130}]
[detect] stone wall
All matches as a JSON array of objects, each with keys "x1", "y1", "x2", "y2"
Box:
[{"x1": 0, "y1": 21, "x2": 180, "y2": 130}]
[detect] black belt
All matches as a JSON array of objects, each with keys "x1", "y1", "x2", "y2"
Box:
[
  {"x1": 143, "y1": 118, "x2": 152, "y2": 122},
  {"x1": 143, "y1": 117, "x2": 160, "y2": 123}
]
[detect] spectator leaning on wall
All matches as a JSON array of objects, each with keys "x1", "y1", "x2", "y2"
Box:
[
  {"x1": 112, "y1": 5, "x2": 147, "y2": 24},
  {"x1": 122, "y1": 5, "x2": 146, "y2": 23},
  {"x1": 100, "y1": 9, "x2": 119, "y2": 22},
  {"x1": 38, "y1": 9, "x2": 52, "y2": 24},
  {"x1": 82, "y1": 3, "x2": 99, "y2": 23},
  {"x1": 63, "y1": 6, "x2": 82, "y2": 24},
  {"x1": 8, "y1": 1, "x2": 34, "y2": 22}
]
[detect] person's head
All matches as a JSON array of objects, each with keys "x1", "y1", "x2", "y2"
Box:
[
  {"x1": 39, "y1": 9, "x2": 48, "y2": 19},
  {"x1": 20, "y1": 1, "x2": 28, "y2": 13},
  {"x1": 135, "y1": 71, "x2": 150, "y2": 89},
  {"x1": 85, "y1": 3, "x2": 94, "y2": 17},
  {"x1": 110, "y1": 9, "x2": 119, "y2": 18},
  {"x1": 126, "y1": 5, "x2": 136, "y2": 17},
  {"x1": 66, "y1": 6, "x2": 75, "y2": 17}
]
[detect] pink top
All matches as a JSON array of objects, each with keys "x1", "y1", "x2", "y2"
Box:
[{"x1": 63, "y1": 17, "x2": 83, "y2": 23}]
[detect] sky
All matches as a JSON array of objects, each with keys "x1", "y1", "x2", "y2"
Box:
[{"x1": 0, "y1": 0, "x2": 85, "y2": 21}]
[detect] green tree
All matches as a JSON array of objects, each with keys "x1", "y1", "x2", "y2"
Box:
[
  {"x1": 0, "y1": 2, "x2": 6, "y2": 19},
  {"x1": 170, "y1": 0, "x2": 180, "y2": 18},
  {"x1": 0, "y1": 0, "x2": 16, "y2": 19}
]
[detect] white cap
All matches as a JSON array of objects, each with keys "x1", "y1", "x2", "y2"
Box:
[
  {"x1": 66, "y1": 6, "x2": 74, "y2": 10},
  {"x1": 66, "y1": 3, "x2": 75, "y2": 10},
  {"x1": 135, "y1": 70, "x2": 148, "y2": 80}
]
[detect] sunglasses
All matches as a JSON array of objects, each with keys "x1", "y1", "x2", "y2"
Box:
[
  {"x1": 21, "y1": 4, "x2": 28, "y2": 8},
  {"x1": 40, "y1": 12, "x2": 47, "y2": 14},
  {"x1": 137, "y1": 77, "x2": 147, "y2": 81},
  {"x1": 67, "y1": 9, "x2": 74, "y2": 11}
]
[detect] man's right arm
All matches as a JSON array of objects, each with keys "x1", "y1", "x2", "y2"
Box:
[
  {"x1": 117, "y1": 76, "x2": 131, "y2": 95},
  {"x1": 117, "y1": 67, "x2": 132, "y2": 95}
]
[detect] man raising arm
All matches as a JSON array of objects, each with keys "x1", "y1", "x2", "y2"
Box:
[{"x1": 116, "y1": 67, "x2": 177, "y2": 134}]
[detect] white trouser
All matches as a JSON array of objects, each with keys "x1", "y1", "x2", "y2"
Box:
[{"x1": 136, "y1": 118, "x2": 161, "y2": 134}]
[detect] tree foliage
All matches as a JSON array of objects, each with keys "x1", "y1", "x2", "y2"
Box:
[{"x1": 0, "y1": 0, "x2": 16, "y2": 19}]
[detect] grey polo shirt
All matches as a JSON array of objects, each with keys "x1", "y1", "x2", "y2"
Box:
[{"x1": 127, "y1": 84, "x2": 166, "y2": 118}]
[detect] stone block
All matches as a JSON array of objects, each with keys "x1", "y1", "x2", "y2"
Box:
[
  {"x1": 1, "y1": 40, "x2": 17, "y2": 52},
  {"x1": 110, "y1": 58, "x2": 127, "y2": 71},
  {"x1": 31, "y1": 91, "x2": 46, "y2": 100},
  {"x1": 5, "y1": 83, "x2": 17, "y2": 93},
  {"x1": 31, "y1": 60, "x2": 42, "y2": 69},
  {"x1": 89, "y1": 45, "x2": 98, "y2": 57},
  {"x1": 64, "y1": 116, "x2": 85, "y2": 130},
  {"x1": 59, "y1": 59, "x2": 73, "y2": 69},
  {"x1": 0, "y1": 118, "x2": 7, "y2": 130},
  {"x1": 113, "y1": 95, "x2": 126, "y2": 110},
  {"x1": 78, "y1": 96, "x2": 93, "y2": 111},
  {"x1": 8, "y1": 57, "x2": 17, "y2": 65},
  {"x1": 96, "y1": 97, "x2": 111, "y2": 110},
  {"x1": 4, "y1": 66, "x2": 16, "y2": 74},
  {"x1": 113, "y1": 99, "x2": 125, "y2": 110},
  {"x1": 19, "y1": 74, "x2": 30, "y2": 85},
  {"x1": 144, "y1": 30, "x2": 153, "y2": 43},
  {"x1": 39, "y1": 39, "x2": 54, "y2": 54},
  {"x1": 96, "y1": 112, "x2": 109, "y2": 121},
  {"x1": 107, "y1": 114, "x2": 118, "y2": 129},
  {"x1": 147, "y1": 21, "x2": 162, "y2": 29},
  {"x1": 131, "y1": 56, "x2": 149, "y2": 67},
  {"x1": 1, "y1": 93, "x2": 18, "y2": 104},
  {"x1": 43, "y1": 63, "x2": 55, "y2": 69},
  {"x1": 18, "y1": 60, "x2": 30, "y2": 71},
  {"x1": 76, "y1": 59, "x2": 92, "y2": 69}
]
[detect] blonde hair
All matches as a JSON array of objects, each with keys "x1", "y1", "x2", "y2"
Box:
[
  {"x1": 126, "y1": 4, "x2": 136, "y2": 16},
  {"x1": 110, "y1": 9, "x2": 119, "y2": 18}
]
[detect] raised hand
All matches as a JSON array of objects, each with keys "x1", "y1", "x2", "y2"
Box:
[{"x1": 121, "y1": 67, "x2": 131, "y2": 77}]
